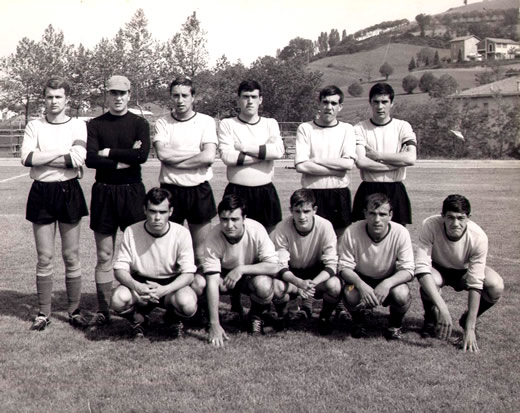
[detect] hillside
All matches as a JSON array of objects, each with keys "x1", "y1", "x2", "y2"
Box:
[
  {"x1": 441, "y1": 0, "x2": 519, "y2": 14},
  {"x1": 308, "y1": 44, "x2": 451, "y2": 89}
]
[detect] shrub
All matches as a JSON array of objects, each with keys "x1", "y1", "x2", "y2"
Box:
[
  {"x1": 419, "y1": 72, "x2": 437, "y2": 93},
  {"x1": 347, "y1": 81, "x2": 363, "y2": 97},
  {"x1": 402, "y1": 75, "x2": 419, "y2": 94}
]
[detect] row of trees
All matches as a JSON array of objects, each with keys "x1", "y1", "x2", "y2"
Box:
[{"x1": 0, "y1": 10, "x2": 324, "y2": 124}]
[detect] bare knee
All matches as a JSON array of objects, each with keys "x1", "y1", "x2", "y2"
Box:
[
  {"x1": 389, "y1": 284, "x2": 411, "y2": 308},
  {"x1": 324, "y1": 276, "x2": 342, "y2": 298},
  {"x1": 111, "y1": 286, "x2": 134, "y2": 313},
  {"x1": 62, "y1": 249, "x2": 80, "y2": 270},
  {"x1": 483, "y1": 267, "x2": 504, "y2": 303},
  {"x1": 191, "y1": 274, "x2": 206, "y2": 296},
  {"x1": 250, "y1": 276, "x2": 273, "y2": 300},
  {"x1": 273, "y1": 279, "x2": 288, "y2": 299},
  {"x1": 168, "y1": 287, "x2": 198, "y2": 317}
]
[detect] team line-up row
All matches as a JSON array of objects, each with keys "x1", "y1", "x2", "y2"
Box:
[{"x1": 20, "y1": 75, "x2": 504, "y2": 352}]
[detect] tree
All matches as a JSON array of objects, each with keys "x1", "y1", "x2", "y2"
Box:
[
  {"x1": 168, "y1": 12, "x2": 209, "y2": 78},
  {"x1": 402, "y1": 75, "x2": 419, "y2": 94},
  {"x1": 457, "y1": 49, "x2": 464, "y2": 63},
  {"x1": 419, "y1": 72, "x2": 437, "y2": 93},
  {"x1": 379, "y1": 62, "x2": 394, "y2": 80},
  {"x1": 415, "y1": 14, "x2": 431, "y2": 37},
  {"x1": 247, "y1": 56, "x2": 323, "y2": 122},
  {"x1": 317, "y1": 32, "x2": 328, "y2": 53},
  {"x1": 416, "y1": 47, "x2": 435, "y2": 66},
  {"x1": 433, "y1": 50, "x2": 440, "y2": 66},
  {"x1": 342, "y1": 29, "x2": 347, "y2": 41},
  {"x1": 0, "y1": 25, "x2": 71, "y2": 124},
  {"x1": 363, "y1": 63, "x2": 373, "y2": 82},
  {"x1": 123, "y1": 9, "x2": 159, "y2": 107},
  {"x1": 347, "y1": 81, "x2": 363, "y2": 97},
  {"x1": 408, "y1": 57, "x2": 416, "y2": 71},
  {"x1": 429, "y1": 74, "x2": 458, "y2": 97},
  {"x1": 69, "y1": 44, "x2": 95, "y2": 116},
  {"x1": 328, "y1": 29, "x2": 340, "y2": 49},
  {"x1": 278, "y1": 37, "x2": 314, "y2": 62}
]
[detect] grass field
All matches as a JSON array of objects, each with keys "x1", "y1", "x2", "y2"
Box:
[{"x1": 1, "y1": 159, "x2": 519, "y2": 413}]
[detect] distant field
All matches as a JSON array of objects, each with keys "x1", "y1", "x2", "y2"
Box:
[{"x1": 1, "y1": 159, "x2": 519, "y2": 412}]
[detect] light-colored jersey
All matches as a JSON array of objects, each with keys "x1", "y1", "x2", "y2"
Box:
[
  {"x1": 270, "y1": 215, "x2": 337, "y2": 272},
  {"x1": 21, "y1": 117, "x2": 86, "y2": 182},
  {"x1": 338, "y1": 220, "x2": 414, "y2": 279},
  {"x1": 218, "y1": 117, "x2": 284, "y2": 186},
  {"x1": 415, "y1": 215, "x2": 488, "y2": 290},
  {"x1": 354, "y1": 118, "x2": 416, "y2": 183},
  {"x1": 153, "y1": 112, "x2": 218, "y2": 186},
  {"x1": 203, "y1": 218, "x2": 278, "y2": 274},
  {"x1": 295, "y1": 120, "x2": 357, "y2": 189},
  {"x1": 113, "y1": 221, "x2": 197, "y2": 280}
]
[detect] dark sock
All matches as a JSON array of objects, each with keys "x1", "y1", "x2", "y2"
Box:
[
  {"x1": 319, "y1": 300, "x2": 337, "y2": 320},
  {"x1": 96, "y1": 281, "x2": 113, "y2": 314},
  {"x1": 65, "y1": 276, "x2": 82, "y2": 314},
  {"x1": 250, "y1": 301, "x2": 269, "y2": 318},
  {"x1": 477, "y1": 298, "x2": 495, "y2": 317},
  {"x1": 389, "y1": 309, "x2": 405, "y2": 328},
  {"x1": 36, "y1": 276, "x2": 53, "y2": 317}
]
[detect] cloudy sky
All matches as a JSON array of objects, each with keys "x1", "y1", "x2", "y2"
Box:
[{"x1": 1, "y1": 0, "x2": 466, "y2": 65}]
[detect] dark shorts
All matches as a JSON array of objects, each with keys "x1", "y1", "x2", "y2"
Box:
[
  {"x1": 432, "y1": 262, "x2": 469, "y2": 292},
  {"x1": 161, "y1": 181, "x2": 217, "y2": 225},
  {"x1": 290, "y1": 264, "x2": 324, "y2": 281},
  {"x1": 346, "y1": 273, "x2": 406, "y2": 307},
  {"x1": 90, "y1": 182, "x2": 146, "y2": 234},
  {"x1": 352, "y1": 181, "x2": 412, "y2": 225},
  {"x1": 132, "y1": 274, "x2": 177, "y2": 309},
  {"x1": 311, "y1": 187, "x2": 352, "y2": 230},
  {"x1": 26, "y1": 179, "x2": 88, "y2": 225},
  {"x1": 220, "y1": 269, "x2": 256, "y2": 296},
  {"x1": 224, "y1": 182, "x2": 282, "y2": 228}
]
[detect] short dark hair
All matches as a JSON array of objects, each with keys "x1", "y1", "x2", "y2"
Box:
[
  {"x1": 43, "y1": 77, "x2": 71, "y2": 97},
  {"x1": 238, "y1": 80, "x2": 262, "y2": 96},
  {"x1": 169, "y1": 76, "x2": 195, "y2": 96},
  {"x1": 319, "y1": 85, "x2": 344, "y2": 104},
  {"x1": 290, "y1": 188, "x2": 316, "y2": 208},
  {"x1": 144, "y1": 187, "x2": 173, "y2": 208},
  {"x1": 364, "y1": 193, "x2": 393, "y2": 212},
  {"x1": 442, "y1": 194, "x2": 471, "y2": 216},
  {"x1": 369, "y1": 82, "x2": 395, "y2": 103},
  {"x1": 218, "y1": 194, "x2": 247, "y2": 217}
]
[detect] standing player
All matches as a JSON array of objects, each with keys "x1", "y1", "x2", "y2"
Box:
[
  {"x1": 218, "y1": 80, "x2": 284, "y2": 234},
  {"x1": 110, "y1": 188, "x2": 198, "y2": 338},
  {"x1": 197, "y1": 195, "x2": 279, "y2": 347},
  {"x1": 271, "y1": 189, "x2": 342, "y2": 334},
  {"x1": 338, "y1": 193, "x2": 414, "y2": 340},
  {"x1": 153, "y1": 77, "x2": 217, "y2": 270},
  {"x1": 415, "y1": 194, "x2": 504, "y2": 352},
  {"x1": 353, "y1": 83, "x2": 416, "y2": 226},
  {"x1": 21, "y1": 77, "x2": 89, "y2": 330},
  {"x1": 86, "y1": 75, "x2": 150, "y2": 330},
  {"x1": 295, "y1": 85, "x2": 357, "y2": 238}
]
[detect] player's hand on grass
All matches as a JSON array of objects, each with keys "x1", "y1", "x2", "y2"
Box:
[
  {"x1": 358, "y1": 282, "x2": 378, "y2": 309},
  {"x1": 462, "y1": 329, "x2": 479, "y2": 353},
  {"x1": 373, "y1": 279, "x2": 391, "y2": 305},
  {"x1": 223, "y1": 268, "x2": 243, "y2": 290},
  {"x1": 436, "y1": 307, "x2": 453, "y2": 340},
  {"x1": 208, "y1": 323, "x2": 229, "y2": 348}
]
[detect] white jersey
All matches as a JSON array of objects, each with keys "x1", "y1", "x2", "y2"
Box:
[
  {"x1": 338, "y1": 220, "x2": 414, "y2": 280},
  {"x1": 203, "y1": 218, "x2": 278, "y2": 274},
  {"x1": 270, "y1": 215, "x2": 338, "y2": 272},
  {"x1": 295, "y1": 120, "x2": 357, "y2": 189},
  {"x1": 354, "y1": 118, "x2": 416, "y2": 182},
  {"x1": 153, "y1": 112, "x2": 218, "y2": 186},
  {"x1": 415, "y1": 215, "x2": 488, "y2": 290},
  {"x1": 218, "y1": 117, "x2": 284, "y2": 186},
  {"x1": 21, "y1": 117, "x2": 87, "y2": 182},
  {"x1": 113, "y1": 221, "x2": 197, "y2": 280}
]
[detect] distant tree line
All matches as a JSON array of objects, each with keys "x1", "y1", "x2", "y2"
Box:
[{"x1": 0, "y1": 9, "x2": 323, "y2": 124}]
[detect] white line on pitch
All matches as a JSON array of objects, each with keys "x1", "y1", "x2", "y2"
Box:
[{"x1": 0, "y1": 173, "x2": 29, "y2": 183}]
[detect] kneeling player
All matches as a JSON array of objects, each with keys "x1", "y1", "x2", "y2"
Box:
[
  {"x1": 415, "y1": 194, "x2": 504, "y2": 352},
  {"x1": 338, "y1": 193, "x2": 414, "y2": 340},
  {"x1": 271, "y1": 189, "x2": 341, "y2": 334},
  {"x1": 110, "y1": 188, "x2": 197, "y2": 339},
  {"x1": 193, "y1": 195, "x2": 279, "y2": 347}
]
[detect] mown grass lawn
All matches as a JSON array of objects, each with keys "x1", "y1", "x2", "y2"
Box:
[{"x1": 0, "y1": 159, "x2": 519, "y2": 413}]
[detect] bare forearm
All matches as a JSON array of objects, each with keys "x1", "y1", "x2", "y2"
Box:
[
  {"x1": 465, "y1": 289, "x2": 482, "y2": 330},
  {"x1": 313, "y1": 270, "x2": 331, "y2": 286},
  {"x1": 340, "y1": 268, "x2": 363, "y2": 287},
  {"x1": 296, "y1": 161, "x2": 344, "y2": 177},
  {"x1": 313, "y1": 158, "x2": 354, "y2": 171},
  {"x1": 161, "y1": 273, "x2": 195, "y2": 296},
  {"x1": 238, "y1": 263, "x2": 279, "y2": 277},
  {"x1": 29, "y1": 151, "x2": 65, "y2": 166},
  {"x1": 206, "y1": 276, "x2": 221, "y2": 325},
  {"x1": 356, "y1": 157, "x2": 398, "y2": 172},
  {"x1": 417, "y1": 273, "x2": 449, "y2": 312}
]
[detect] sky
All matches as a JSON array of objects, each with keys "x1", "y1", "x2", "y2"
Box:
[{"x1": 0, "y1": 0, "x2": 469, "y2": 66}]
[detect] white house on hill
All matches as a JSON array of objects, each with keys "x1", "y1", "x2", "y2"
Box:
[
  {"x1": 449, "y1": 35, "x2": 481, "y2": 61},
  {"x1": 477, "y1": 38, "x2": 520, "y2": 60}
]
